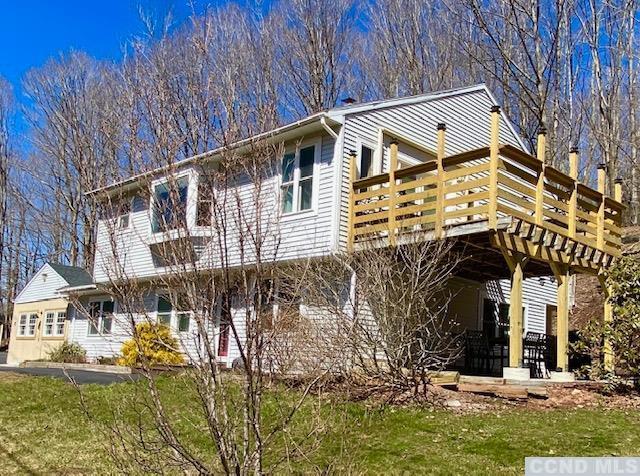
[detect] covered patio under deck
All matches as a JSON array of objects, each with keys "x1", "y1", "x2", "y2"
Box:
[{"x1": 347, "y1": 106, "x2": 624, "y2": 381}]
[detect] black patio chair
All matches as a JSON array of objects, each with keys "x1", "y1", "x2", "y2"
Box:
[
  {"x1": 464, "y1": 330, "x2": 503, "y2": 376},
  {"x1": 523, "y1": 332, "x2": 548, "y2": 378}
]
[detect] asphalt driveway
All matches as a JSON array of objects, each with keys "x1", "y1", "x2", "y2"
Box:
[{"x1": 0, "y1": 366, "x2": 140, "y2": 385}]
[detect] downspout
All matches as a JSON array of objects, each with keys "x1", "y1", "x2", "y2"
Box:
[{"x1": 321, "y1": 116, "x2": 339, "y2": 139}]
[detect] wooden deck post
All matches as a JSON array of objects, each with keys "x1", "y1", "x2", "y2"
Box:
[
  {"x1": 597, "y1": 163, "x2": 606, "y2": 250},
  {"x1": 599, "y1": 272, "x2": 615, "y2": 373},
  {"x1": 347, "y1": 151, "x2": 357, "y2": 252},
  {"x1": 550, "y1": 263, "x2": 571, "y2": 372},
  {"x1": 435, "y1": 123, "x2": 446, "y2": 238},
  {"x1": 388, "y1": 139, "x2": 399, "y2": 246},
  {"x1": 535, "y1": 126, "x2": 546, "y2": 228},
  {"x1": 502, "y1": 250, "x2": 526, "y2": 369},
  {"x1": 614, "y1": 178, "x2": 623, "y2": 202},
  {"x1": 568, "y1": 147, "x2": 579, "y2": 239},
  {"x1": 488, "y1": 106, "x2": 500, "y2": 229}
]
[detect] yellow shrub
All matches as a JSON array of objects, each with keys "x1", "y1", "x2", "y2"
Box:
[{"x1": 118, "y1": 322, "x2": 185, "y2": 367}]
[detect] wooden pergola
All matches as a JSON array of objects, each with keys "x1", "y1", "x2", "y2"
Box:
[{"x1": 347, "y1": 106, "x2": 624, "y2": 379}]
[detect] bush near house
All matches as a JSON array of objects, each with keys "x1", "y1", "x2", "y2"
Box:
[
  {"x1": 577, "y1": 255, "x2": 640, "y2": 384},
  {"x1": 47, "y1": 342, "x2": 87, "y2": 364},
  {"x1": 118, "y1": 322, "x2": 185, "y2": 367}
]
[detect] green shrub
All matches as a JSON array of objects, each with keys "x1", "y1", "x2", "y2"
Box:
[
  {"x1": 118, "y1": 322, "x2": 185, "y2": 367},
  {"x1": 47, "y1": 342, "x2": 87, "y2": 363}
]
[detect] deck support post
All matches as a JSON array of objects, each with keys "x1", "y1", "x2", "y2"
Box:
[
  {"x1": 598, "y1": 272, "x2": 615, "y2": 374},
  {"x1": 488, "y1": 106, "x2": 500, "y2": 229},
  {"x1": 502, "y1": 250, "x2": 527, "y2": 371},
  {"x1": 388, "y1": 140, "x2": 399, "y2": 246},
  {"x1": 535, "y1": 126, "x2": 546, "y2": 229},
  {"x1": 347, "y1": 151, "x2": 357, "y2": 252},
  {"x1": 550, "y1": 263, "x2": 571, "y2": 372},
  {"x1": 568, "y1": 147, "x2": 579, "y2": 239},
  {"x1": 597, "y1": 164, "x2": 606, "y2": 250},
  {"x1": 435, "y1": 123, "x2": 446, "y2": 238}
]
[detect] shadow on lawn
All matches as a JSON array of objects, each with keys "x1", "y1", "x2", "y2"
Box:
[{"x1": 0, "y1": 428, "x2": 38, "y2": 475}]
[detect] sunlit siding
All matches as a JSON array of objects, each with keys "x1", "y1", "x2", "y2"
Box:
[
  {"x1": 14, "y1": 264, "x2": 69, "y2": 304},
  {"x1": 93, "y1": 133, "x2": 336, "y2": 283},
  {"x1": 337, "y1": 87, "x2": 525, "y2": 249}
]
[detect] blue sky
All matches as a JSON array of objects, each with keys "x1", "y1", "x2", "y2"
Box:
[{"x1": 0, "y1": 1, "x2": 217, "y2": 102}]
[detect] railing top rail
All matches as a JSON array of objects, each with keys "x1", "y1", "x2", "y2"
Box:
[
  {"x1": 352, "y1": 172, "x2": 390, "y2": 189},
  {"x1": 442, "y1": 146, "x2": 491, "y2": 168},
  {"x1": 499, "y1": 144, "x2": 542, "y2": 171},
  {"x1": 394, "y1": 160, "x2": 437, "y2": 179}
]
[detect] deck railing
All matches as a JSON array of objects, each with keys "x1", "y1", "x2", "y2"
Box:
[{"x1": 347, "y1": 114, "x2": 624, "y2": 258}]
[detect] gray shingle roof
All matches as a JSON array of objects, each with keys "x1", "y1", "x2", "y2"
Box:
[{"x1": 47, "y1": 262, "x2": 93, "y2": 287}]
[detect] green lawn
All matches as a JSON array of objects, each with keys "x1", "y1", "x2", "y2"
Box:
[{"x1": 0, "y1": 372, "x2": 639, "y2": 474}]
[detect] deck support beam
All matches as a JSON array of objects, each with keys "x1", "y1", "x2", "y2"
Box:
[
  {"x1": 502, "y1": 250, "x2": 528, "y2": 369},
  {"x1": 598, "y1": 272, "x2": 615, "y2": 373},
  {"x1": 550, "y1": 263, "x2": 571, "y2": 372}
]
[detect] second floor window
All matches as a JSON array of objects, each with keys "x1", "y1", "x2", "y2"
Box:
[
  {"x1": 152, "y1": 176, "x2": 189, "y2": 233},
  {"x1": 281, "y1": 144, "x2": 316, "y2": 214}
]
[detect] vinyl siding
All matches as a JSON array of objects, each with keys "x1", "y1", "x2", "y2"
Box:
[
  {"x1": 93, "y1": 133, "x2": 336, "y2": 283},
  {"x1": 14, "y1": 264, "x2": 70, "y2": 304}
]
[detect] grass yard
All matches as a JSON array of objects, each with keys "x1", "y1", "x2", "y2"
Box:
[{"x1": 0, "y1": 371, "x2": 639, "y2": 475}]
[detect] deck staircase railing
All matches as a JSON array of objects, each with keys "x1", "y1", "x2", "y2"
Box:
[{"x1": 347, "y1": 113, "x2": 624, "y2": 259}]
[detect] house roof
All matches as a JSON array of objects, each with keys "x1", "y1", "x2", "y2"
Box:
[
  {"x1": 87, "y1": 83, "x2": 527, "y2": 198},
  {"x1": 47, "y1": 263, "x2": 93, "y2": 287}
]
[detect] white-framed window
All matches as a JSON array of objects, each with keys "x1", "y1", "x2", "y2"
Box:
[
  {"x1": 280, "y1": 141, "x2": 319, "y2": 214},
  {"x1": 156, "y1": 294, "x2": 191, "y2": 333},
  {"x1": 152, "y1": 175, "x2": 190, "y2": 233},
  {"x1": 28, "y1": 313, "x2": 37, "y2": 336},
  {"x1": 44, "y1": 312, "x2": 55, "y2": 336},
  {"x1": 43, "y1": 311, "x2": 66, "y2": 337},
  {"x1": 18, "y1": 314, "x2": 28, "y2": 336},
  {"x1": 88, "y1": 300, "x2": 114, "y2": 336}
]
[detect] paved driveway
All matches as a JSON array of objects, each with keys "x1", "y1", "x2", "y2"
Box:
[{"x1": 0, "y1": 366, "x2": 140, "y2": 385}]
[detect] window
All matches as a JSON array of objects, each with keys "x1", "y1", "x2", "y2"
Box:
[
  {"x1": 157, "y1": 294, "x2": 191, "y2": 332},
  {"x1": 281, "y1": 144, "x2": 316, "y2": 213},
  {"x1": 117, "y1": 200, "x2": 131, "y2": 229},
  {"x1": 56, "y1": 311, "x2": 66, "y2": 336},
  {"x1": 359, "y1": 144, "x2": 374, "y2": 179},
  {"x1": 197, "y1": 178, "x2": 214, "y2": 227},
  {"x1": 44, "y1": 312, "x2": 55, "y2": 336},
  {"x1": 152, "y1": 176, "x2": 189, "y2": 233},
  {"x1": 18, "y1": 314, "x2": 28, "y2": 336},
  {"x1": 43, "y1": 311, "x2": 66, "y2": 337},
  {"x1": 28, "y1": 313, "x2": 37, "y2": 336},
  {"x1": 88, "y1": 301, "x2": 114, "y2": 335}
]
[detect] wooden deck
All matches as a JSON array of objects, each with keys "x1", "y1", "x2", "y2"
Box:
[{"x1": 347, "y1": 120, "x2": 624, "y2": 275}]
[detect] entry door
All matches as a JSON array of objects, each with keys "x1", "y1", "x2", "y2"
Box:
[{"x1": 546, "y1": 305, "x2": 557, "y2": 335}]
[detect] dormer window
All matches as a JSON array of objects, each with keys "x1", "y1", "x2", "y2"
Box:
[{"x1": 152, "y1": 176, "x2": 189, "y2": 233}]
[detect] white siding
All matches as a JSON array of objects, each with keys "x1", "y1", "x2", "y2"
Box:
[
  {"x1": 14, "y1": 264, "x2": 69, "y2": 304},
  {"x1": 483, "y1": 276, "x2": 557, "y2": 334},
  {"x1": 93, "y1": 133, "x2": 337, "y2": 283}
]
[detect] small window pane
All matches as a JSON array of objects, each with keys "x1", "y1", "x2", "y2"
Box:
[
  {"x1": 299, "y1": 178, "x2": 313, "y2": 210},
  {"x1": 360, "y1": 146, "x2": 373, "y2": 179},
  {"x1": 118, "y1": 214, "x2": 129, "y2": 229},
  {"x1": 157, "y1": 296, "x2": 172, "y2": 313},
  {"x1": 178, "y1": 313, "x2": 190, "y2": 332},
  {"x1": 102, "y1": 301, "x2": 114, "y2": 314},
  {"x1": 158, "y1": 313, "x2": 172, "y2": 327},
  {"x1": 281, "y1": 185, "x2": 293, "y2": 213},
  {"x1": 282, "y1": 153, "x2": 295, "y2": 182},
  {"x1": 299, "y1": 146, "x2": 314, "y2": 178},
  {"x1": 102, "y1": 315, "x2": 113, "y2": 334}
]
